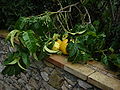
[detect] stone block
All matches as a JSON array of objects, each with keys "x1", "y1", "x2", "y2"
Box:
[
  {"x1": 87, "y1": 61, "x2": 119, "y2": 77},
  {"x1": 87, "y1": 61, "x2": 105, "y2": 70},
  {"x1": 47, "y1": 54, "x2": 67, "y2": 68},
  {"x1": 88, "y1": 71, "x2": 120, "y2": 90},
  {"x1": 42, "y1": 80, "x2": 57, "y2": 90},
  {"x1": 48, "y1": 69, "x2": 63, "y2": 89},
  {"x1": 44, "y1": 60, "x2": 54, "y2": 68},
  {"x1": 77, "y1": 79, "x2": 92, "y2": 89},
  {"x1": 64, "y1": 62, "x2": 95, "y2": 80},
  {"x1": 41, "y1": 71, "x2": 49, "y2": 81}
]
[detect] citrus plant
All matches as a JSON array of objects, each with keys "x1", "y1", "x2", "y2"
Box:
[{"x1": 2, "y1": 1, "x2": 120, "y2": 75}]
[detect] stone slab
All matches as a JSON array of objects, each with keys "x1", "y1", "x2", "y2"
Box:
[
  {"x1": 87, "y1": 61, "x2": 119, "y2": 78},
  {"x1": 88, "y1": 71, "x2": 120, "y2": 90},
  {"x1": 87, "y1": 61, "x2": 105, "y2": 70},
  {"x1": 64, "y1": 62, "x2": 95, "y2": 80},
  {"x1": 47, "y1": 54, "x2": 68, "y2": 68}
]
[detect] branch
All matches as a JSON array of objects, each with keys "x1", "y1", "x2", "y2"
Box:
[
  {"x1": 109, "y1": 0, "x2": 115, "y2": 21},
  {"x1": 57, "y1": 2, "x2": 80, "y2": 12},
  {"x1": 84, "y1": 6, "x2": 91, "y2": 24}
]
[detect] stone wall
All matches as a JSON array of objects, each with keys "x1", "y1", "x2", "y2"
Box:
[{"x1": 0, "y1": 38, "x2": 100, "y2": 90}]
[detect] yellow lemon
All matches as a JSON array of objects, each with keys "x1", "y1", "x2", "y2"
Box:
[
  {"x1": 56, "y1": 39, "x2": 62, "y2": 45},
  {"x1": 52, "y1": 42, "x2": 60, "y2": 51},
  {"x1": 60, "y1": 39, "x2": 68, "y2": 55}
]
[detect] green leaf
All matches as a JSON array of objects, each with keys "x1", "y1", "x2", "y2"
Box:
[
  {"x1": 33, "y1": 53, "x2": 38, "y2": 61},
  {"x1": 67, "y1": 42, "x2": 89, "y2": 63},
  {"x1": 110, "y1": 54, "x2": 120, "y2": 68},
  {"x1": 72, "y1": 50, "x2": 81, "y2": 63},
  {"x1": 114, "y1": 55, "x2": 120, "y2": 68},
  {"x1": 2, "y1": 65, "x2": 15, "y2": 76},
  {"x1": 14, "y1": 17, "x2": 27, "y2": 30},
  {"x1": 82, "y1": 53, "x2": 91, "y2": 61},
  {"x1": 21, "y1": 52, "x2": 30, "y2": 67},
  {"x1": 18, "y1": 60, "x2": 26, "y2": 70},
  {"x1": 101, "y1": 55, "x2": 109, "y2": 65},
  {"x1": 21, "y1": 30, "x2": 37, "y2": 53},
  {"x1": 6, "y1": 30, "x2": 20, "y2": 47},
  {"x1": 67, "y1": 42, "x2": 78, "y2": 57},
  {"x1": 8, "y1": 57, "x2": 20, "y2": 65},
  {"x1": 2, "y1": 64, "x2": 23, "y2": 76},
  {"x1": 3, "y1": 53, "x2": 14, "y2": 65},
  {"x1": 72, "y1": 24, "x2": 88, "y2": 33}
]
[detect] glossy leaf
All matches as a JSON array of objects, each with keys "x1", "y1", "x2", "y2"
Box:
[
  {"x1": 21, "y1": 52, "x2": 30, "y2": 67},
  {"x1": 8, "y1": 57, "x2": 20, "y2": 65},
  {"x1": 6, "y1": 30, "x2": 20, "y2": 47},
  {"x1": 2, "y1": 64, "x2": 23, "y2": 76},
  {"x1": 21, "y1": 30, "x2": 37, "y2": 53},
  {"x1": 3, "y1": 53, "x2": 14, "y2": 65},
  {"x1": 101, "y1": 55, "x2": 109, "y2": 65}
]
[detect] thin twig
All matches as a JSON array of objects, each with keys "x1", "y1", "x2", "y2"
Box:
[
  {"x1": 30, "y1": 2, "x2": 80, "y2": 17},
  {"x1": 56, "y1": 15, "x2": 67, "y2": 32},
  {"x1": 109, "y1": 0, "x2": 115, "y2": 21},
  {"x1": 65, "y1": 12, "x2": 70, "y2": 30},
  {"x1": 58, "y1": 2, "x2": 80, "y2": 12},
  {"x1": 84, "y1": 6, "x2": 91, "y2": 24},
  {"x1": 75, "y1": 5, "x2": 82, "y2": 13}
]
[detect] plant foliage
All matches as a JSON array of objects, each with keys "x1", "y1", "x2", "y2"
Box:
[{"x1": 2, "y1": 1, "x2": 120, "y2": 75}]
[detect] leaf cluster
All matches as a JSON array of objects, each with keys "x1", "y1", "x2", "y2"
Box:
[
  {"x1": 2, "y1": 1, "x2": 120, "y2": 75},
  {"x1": 67, "y1": 23, "x2": 105, "y2": 63}
]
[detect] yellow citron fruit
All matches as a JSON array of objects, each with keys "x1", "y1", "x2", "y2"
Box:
[
  {"x1": 56, "y1": 39, "x2": 62, "y2": 45},
  {"x1": 52, "y1": 42, "x2": 60, "y2": 51},
  {"x1": 60, "y1": 39, "x2": 68, "y2": 55}
]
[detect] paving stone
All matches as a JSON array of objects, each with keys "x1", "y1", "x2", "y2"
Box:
[
  {"x1": 31, "y1": 70, "x2": 41, "y2": 81},
  {"x1": 0, "y1": 63, "x2": 5, "y2": 72},
  {"x1": 42, "y1": 80, "x2": 57, "y2": 90},
  {"x1": 32, "y1": 61, "x2": 45, "y2": 69},
  {"x1": 0, "y1": 74, "x2": 3, "y2": 79},
  {"x1": 20, "y1": 72, "x2": 28, "y2": 82},
  {"x1": 44, "y1": 60, "x2": 54, "y2": 68},
  {"x1": 21, "y1": 87, "x2": 26, "y2": 90},
  {"x1": 62, "y1": 84, "x2": 68, "y2": 90},
  {"x1": 40, "y1": 88, "x2": 46, "y2": 90},
  {"x1": 64, "y1": 80, "x2": 72, "y2": 89},
  {"x1": 41, "y1": 71, "x2": 49, "y2": 81},
  {"x1": 44, "y1": 67, "x2": 53, "y2": 74},
  {"x1": 63, "y1": 71, "x2": 77, "y2": 82},
  {"x1": 13, "y1": 83, "x2": 21, "y2": 89},
  {"x1": 72, "y1": 83, "x2": 84, "y2": 90},
  {"x1": 0, "y1": 81, "x2": 4, "y2": 90},
  {"x1": 5, "y1": 77, "x2": 14, "y2": 84},
  {"x1": 64, "y1": 62, "x2": 95, "y2": 80},
  {"x1": 77, "y1": 79, "x2": 92, "y2": 89},
  {"x1": 88, "y1": 71, "x2": 120, "y2": 90},
  {"x1": 18, "y1": 79, "x2": 25, "y2": 85},
  {"x1": 2, "y1": 83, "x2": 14, "y2": 90},
  {"x1": 26, "y1": 84, "x2": 33, "y2": 90},
  {"x1": 29, "y1": 78, "x2": 39, "y2": 89},
  {"x1": 48, "y1": 70, "x2": 63, "y2": 89},
  {"x1": 64, "y1": 77, "x2": 76, "y2": 86}
]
